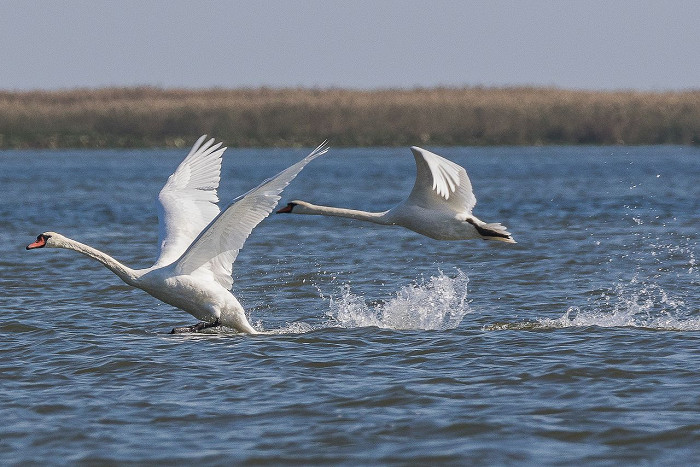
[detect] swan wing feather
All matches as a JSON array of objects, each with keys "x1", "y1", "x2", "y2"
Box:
[
  {"x1": 153, "y1": 135, "x2": 226, "y2": 268},
  {"x1": 408, "y1": 146, "x2": 476, "y2": 213},
  {"x1": 175, "y1": 141, "x2": 329, "y2": 289}
]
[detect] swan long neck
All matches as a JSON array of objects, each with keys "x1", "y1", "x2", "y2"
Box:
[
  {"x1": 295, "y1": 202, "x2": 390, "y2": 224},
  {"x1": 56, "y1": 236, "x2": 141, "y2": 285}
]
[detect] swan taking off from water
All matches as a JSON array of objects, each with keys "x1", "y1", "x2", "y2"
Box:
[
  {"x1": 277, "y1": 146, "x2": 514, "y2": 243},
  {"x1": 27, "y1": 136, "x2": 329, "y2": 334}
]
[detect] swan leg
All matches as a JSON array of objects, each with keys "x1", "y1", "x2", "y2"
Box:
[{"x1": 170, "y1": 318, "x2": 221, "y2": 334}]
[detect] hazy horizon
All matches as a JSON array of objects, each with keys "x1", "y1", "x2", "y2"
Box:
[{"x1": 2, "y1": 1, "x2": 699, "y2": 92}]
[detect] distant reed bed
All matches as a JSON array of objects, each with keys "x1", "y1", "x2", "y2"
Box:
[{"x1": 0, "y1": 87, "x2": 698, "y2": 148}]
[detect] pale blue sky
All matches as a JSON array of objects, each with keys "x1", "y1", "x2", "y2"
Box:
[{"x1": 1, "y1": 0, "x2": 698, "y2": 91}]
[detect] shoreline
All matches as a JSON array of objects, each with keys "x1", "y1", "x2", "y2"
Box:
[{"x1": 1, "y1": 86, "x2": 698, "y2": 148}]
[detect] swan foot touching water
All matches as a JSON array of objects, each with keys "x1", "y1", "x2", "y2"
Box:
[
  {"x1": 27, "y1": 136, "x2": 329, "y2": 334},
  {"x1": 170, "y1": 318, "x2": 221, "y2": 334},
  {"x1": 278, "y1": 146, "x2": 515, "y2": 243}
]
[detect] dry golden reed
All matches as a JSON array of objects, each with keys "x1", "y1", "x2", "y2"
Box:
[{"x1": 0, "y1": 87, "x2": 698, "y2": 148}]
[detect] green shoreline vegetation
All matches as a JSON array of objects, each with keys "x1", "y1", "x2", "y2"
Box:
[{"x1": 0, "y1": 87, "x2": 698, "y2": 149}]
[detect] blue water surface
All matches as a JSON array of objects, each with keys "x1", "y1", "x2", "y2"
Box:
[{"x1": 1, "y1": 145, "x2": 699, "y2": 464}]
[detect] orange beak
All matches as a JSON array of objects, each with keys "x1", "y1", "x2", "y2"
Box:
[
  {"x1": 276, "y1": 205, "x2": 293, "y2": 213},
  {"x1": 26, "y1": 236, "x2": 47, "y2": 250}
]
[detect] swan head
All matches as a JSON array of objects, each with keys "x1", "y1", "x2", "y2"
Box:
[
  {"x1": 276, "y1": 201, "x2": 300, "y2": 214},
  {"x1": 26, "y1": 231, "x2": 65, "y2": 250},
  {"x1": 276, "y1": 200, "x2": 319, "y2": 214}
]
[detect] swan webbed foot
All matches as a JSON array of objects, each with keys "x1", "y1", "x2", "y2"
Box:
[{"x1": 170, "y1": 318, "x2": 221, "y2": 334}]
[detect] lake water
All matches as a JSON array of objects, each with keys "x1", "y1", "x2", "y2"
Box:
[{"x1": 1, "y1": 145, "x2": 699, "y2": 464}]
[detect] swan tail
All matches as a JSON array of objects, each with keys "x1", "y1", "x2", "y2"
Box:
[{"x1": 466, "y1": 218, "x2": 516, "y2": 243}]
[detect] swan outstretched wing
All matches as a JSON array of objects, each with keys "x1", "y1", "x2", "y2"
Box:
[
  {"x1": 153, "y1": 135, "x2": 226, "y2": 268},
  {"x1": 175, "y1": 141, "x2": 329, "y2": 289},
  {"x1": 407, "y1": 146, "x2": 476, "y2": 213}
]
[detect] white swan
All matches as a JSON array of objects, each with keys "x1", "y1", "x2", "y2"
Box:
[
  {"x1": 277, "y1": 146, "x2": 515, "y2": 243},
  {"x1": 27, "y1": 136, "x2": 329, "y2": 334}
]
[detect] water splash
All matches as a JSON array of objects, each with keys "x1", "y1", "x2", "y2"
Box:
[
  {"x1": 488, "y1": 276, "x2": 700, "y2": 332},
  {"x1": 489, "y1": 210, "x2": 699, "y2": 332},
  {"x1": 544, "y1": 277, "x2": 699, "y2": 330},
  {"x1": 324, "y1": 270, "x2": 470, "y2": 331}
]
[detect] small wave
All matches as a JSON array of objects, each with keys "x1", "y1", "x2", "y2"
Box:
[
  {"x1": 262, "y1": 321, "x2": 317, "y2": 335},
  {"x1": 324, "y1": 270, "x2": 471, "y2": 331}
]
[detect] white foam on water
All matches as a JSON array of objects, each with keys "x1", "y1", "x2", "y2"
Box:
[
  {"x1": 489, "y1": 216, "x2": 698, "y2": 332},
  {"x1": 261, "y1": 321, "x2": 316, "y2": 335},
  {"x1": 323, "y1": 270, "x2": 471, "y2": 331},
  {"x1": 540, "y1": 275, "x2": 700, "y2": 330},
  {"x1": 546, "y1": 308, "x2": 700, "y2": 331},
  {"x1": 489, "y1": 275, "x2": 700, "y2": 332}
]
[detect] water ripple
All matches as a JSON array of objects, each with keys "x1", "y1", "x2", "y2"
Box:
[{"x1": 2, "y1": 147, "x2": 700, "y2": 464}]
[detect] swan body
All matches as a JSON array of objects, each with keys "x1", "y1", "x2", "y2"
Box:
[
  {"x1": 278, "y1": 146, "x2": 514, "y2": 243},
  {"x1": 27, "y1": 136, "x2": 329, "y2": 334}
]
